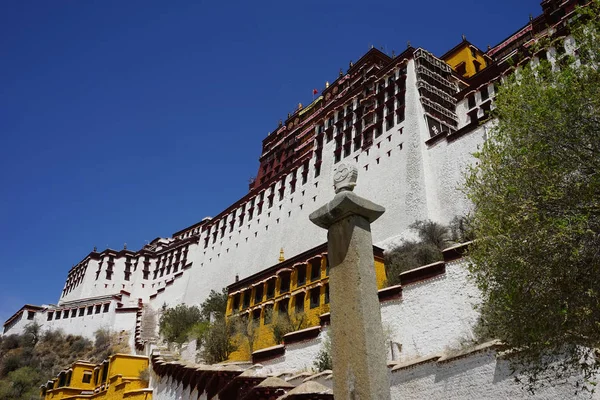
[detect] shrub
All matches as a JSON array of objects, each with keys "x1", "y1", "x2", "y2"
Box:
[
  {"x1": 383, "y1": 220, "x2": 449, "y2": 286},
  {"x1": 201, "y1": 317, "x2": 237, "y2": 364},
  {"x1": 271, "y1": 312, "x2": 307, "y2": 344},
  {"x1": 313, "y1": 336, "x2": 332, "y2": 372},
  {"x1": 159, "y1": 305, "x2": 203, "y2": 346}
]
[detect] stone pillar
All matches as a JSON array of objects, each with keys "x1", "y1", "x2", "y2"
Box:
[{"x1": 309, "y1": 163, "x2": 391, "y2": 400}]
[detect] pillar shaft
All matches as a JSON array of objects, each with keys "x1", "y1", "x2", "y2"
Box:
[
  {"x1": 327, "y1": 214, "x2": 391, "y2": 400},
  {"x1": 310, "y1": 178, "x2": 391, "y2": 400}
]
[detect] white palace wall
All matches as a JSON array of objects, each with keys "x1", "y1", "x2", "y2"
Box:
[{"x1": 177, "y1": 58, "x2": 447, "y2": 309}]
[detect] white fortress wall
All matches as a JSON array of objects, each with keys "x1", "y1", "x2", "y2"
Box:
[
  {"x1": 381, "y1": 259, "x2": 480, "y2": 362},
  {"x1": 181, "y1": 58, "x2": 439, "y2": 307},
  {"x1": 389, "y1": 349, "x2": 599, "y2": 400},
  {"x1": 249, "y1": 257, "x2": 479, "y2": 375}
]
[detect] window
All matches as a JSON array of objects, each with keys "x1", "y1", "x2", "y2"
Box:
[
  {"x1": 480, "y1": 87, "x2": 489, "y2": 102},
  {"x1": 71, "y1": 309, "x2": 77, "y2": 318},
  {"x1": 324, "y1": 283, "x2": 330, "y2": 304},
  {"x1": 310, "y1": 259, "x2": 321, "y2": 282},
  {"x1": 87, "y1": 306, "x2": 93, "y2": 315},
  {"x1": 58, "y1": 372, "x2": 66, "y2": 388},
  {"x1": 101, "y1": 361, "x2": 109, "y2": 384},
  {"x1": 79, "y1": 308, "x2": 85, "y2": 317},
  {"x1": 63, "y1": 310, "x2": 70, "y2": 319},
  {"x1": 296, "y1": 264, "x2": 306, "y2": 287},
  {"x1": 396, "y1": 107, "x2": 405, "y2": 124},
  {"x1": 264, "y1": 304, "x2": 273, "y2": 324},
  {"x1": 232, "y1": 293, "x2": 240, "y2": 311},
  {"x1": 278, "y1": 298, "x2": 289, "y2": 315},
  {"x1": 27, "y1": 311, "x2": 35, "y2": 320},
  {"x1": 310, "y1": 287, "x2": 320, "y2": 309},
  {"x1": 254, "y1": 285, "x2": 264, "y2": 305},
  {"x1": 295, "y1": 293, "x2": 305, "y2": 313},
  {"x1": 95, "y1": 305, "x2": 101, "y2": 314},
  {"x1": 82, "y1": 372, "x2": 92, "y2": 384},
  {"x1": 266, "y1": 279, "x2": 275, "y2": 299},
  {"x1": 325, "y1": 256, "x2": 330, "y2": 276},
  {"x1": 242, "y1": 290, "x2": 251, "y2": 309},
  {"x1": 103, "y1": 303, "x2": 110, "y2": 313},
  {"x1": 47, "y1": 312, "x2": 54, "y2": 321},
  {"x1": 279, "y1": 273, "x2": 290, "y2": 294},
  {"x1": 473, "y1": 60, "x2": 481, "y2": 73},
  {"x1": 252, "y1": 308, "x2": 261, "y2": 323},
  {"x1": 467, "y1": 94, "x2": 476, "y2": 109}
]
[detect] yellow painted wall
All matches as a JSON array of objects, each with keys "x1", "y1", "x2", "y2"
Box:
[
  {"x1": 442, "y1": 43, "x2": 488, "y2": 78},
  {"x1": 226, "y1": 255, "x2": 386, "y2": 361},
  {"x1": 41, "y1": 354, "x2": 150, "y2": 400}
]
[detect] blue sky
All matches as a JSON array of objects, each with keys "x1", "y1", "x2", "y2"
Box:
[{"x1": 0, "y1": 0, "x2": 541, "y2": 322}]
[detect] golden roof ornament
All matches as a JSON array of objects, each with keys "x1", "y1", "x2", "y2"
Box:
[
  {"x1": 279, "y1": 248, "x2": 285, "y2": 262},
  {"x1": 326, "y1": 81, "x2": 330, "y2": 88},
  {"x1": 298, "y1": 103, "x2": 303, "y2": 110}
]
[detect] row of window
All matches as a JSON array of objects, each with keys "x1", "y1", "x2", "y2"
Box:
[
  {"x1": 63, "y1": 262, "x2": 88, "y2": 297},
  {"x1": 230, "y1": 257, "x2": 328, "y2": 312},
  {"x1": 203, "y1": 167, "x2": 314, "y2": 249},
  {"x1": 238, "y1": 284, "x2": 330, "y2": 327},
  {"x1": 47, "y1": 303, "x2": 110, "y2": 321}
]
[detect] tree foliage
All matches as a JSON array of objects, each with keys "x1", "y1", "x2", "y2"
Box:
[
  {"x1": 200, "y1": 289, "x2": 229, "y2": 321},
  {"x1": 202, "y1": 317, "x2": 237, "y2": 364},
  {"x1": 466, "y1": 1, "x2": 600, "y2": 389},
  {"x1": 158, "y1": 289, "x2": 236, "y2": 364},
  {"x1": 159, "y1": 304, "x2": 203, "y2": 346}
]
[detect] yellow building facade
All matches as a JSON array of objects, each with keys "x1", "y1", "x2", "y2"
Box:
[
  {"x1": 440, "y1": 39, "x2": 489, "y2": 78},
  {"x1": 225, "y1": 243, "x2": 386, "y2": 361},
  {"x1": 40, "y1": 354, "x2": 151, "y2": 400}
]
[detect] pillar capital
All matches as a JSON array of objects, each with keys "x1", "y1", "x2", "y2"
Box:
[{"x1": 309, "y1": 191, "x2": 385, "y2": 229}]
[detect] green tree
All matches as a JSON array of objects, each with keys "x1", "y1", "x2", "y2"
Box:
[
  {"x1": 159, "y1": 304, "x2": 203, "y2": 346},
  {"x1": 201, "y1": 317, "x2": 237, "y2": 364},
  {"x1": 465, "y1": 1, "x2": 600, "y2": 388},
  {"x1": 200, "y1": 289, "x2": 228, "y2": 321},
  {"x1": 7, "y1": 367, "x2": 40, "y2": 399}
]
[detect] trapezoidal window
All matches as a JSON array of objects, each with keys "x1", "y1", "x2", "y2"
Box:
[
  {"x1": 296, "y1": 264, "x2": 307, "y2": 287},
  {"x1": 266, "y1": 278, "x2": 276, "y2": 299},
  {"x1": 279, "y1": 273, "x2": 291, "y2": 294},
  {"x1": 252, "y1": 308, "x2": 261, "y2": 323},
  {"x1": 82, "y1": 372, "x2": 92, "y2": 384},
  {"x1": 295, "y1": 292, "x2": 305, "y2": 313},
  {"x1": 242, "y1": 290, "x2": 251, "y2": 309},
  {"x1": 310, "y1": 287, "x2": 320, "y2": 309},
  {"x1": 310, "y1": 259, "x2": 321, "y2": 282},
  {"x1": 254, "y1": 285, "x2": 264, "y2": 305},
  {"x1": 278, "y1": 298, "x2": 289, "y2": 315},
  {"x1": 232, "y1": 293, "x2": 240, "y2": 311},
  {"x1": 263, "y1": 304, "x2": 273, "y2": 324}
]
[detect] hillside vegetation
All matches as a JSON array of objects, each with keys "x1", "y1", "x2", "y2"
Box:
[{"x1": 0, "y1": 323, "x2": 130, "y2": 400}]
